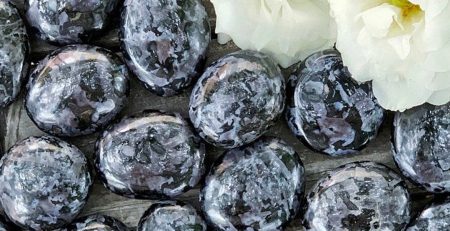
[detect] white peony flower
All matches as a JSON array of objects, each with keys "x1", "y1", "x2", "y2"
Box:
[
  {"x1": 210, "y1": 0, "x2": 336, "y2": 68},
  {"x1": 329, "y1": 0, "x2": 450, "y2": 111}
]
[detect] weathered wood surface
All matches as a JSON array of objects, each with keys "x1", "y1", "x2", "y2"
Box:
[{"x1": 0, "y1": 0, "x2": 436, "y2": 230}]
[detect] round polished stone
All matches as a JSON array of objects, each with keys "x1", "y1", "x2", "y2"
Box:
[
  {"x1": 393, "y1": 103, "x2": 450, "y2": 193},
  {"x1": 286, "y1": 49, "x2": 384, "y2": 156},
  {"x1": 26, "y1": 0, "x2": 119, "y2": 44},
  {"x1": 121, "y1": 0, "x2": 210, "y2": 96},
  {"x1": 304, "y1": 162, "x2": 411, "y2": 231},
  {"x1": 96, "y1": 110, "x2": 205, "y2": 199},
  {"x1": 0, "y1": 1, "x2": 28, "y2": 108},
  {"x1": 407, "y1": 199, "x2": 450, "y2": 231},
  {"x1": 138, "y1": 201, "x2": 206, "y2": 231},
  {"x1": 190, "y1": 50, "x2": 285, "y2": 149},
  {"x1": 63, "y1": 215, "x2": 128, "y2": 231},
  {"x1": 201, "y1": 137, "x2": 305, "y2": 230},
  {"x1": 26, "y1": 45, "x2": 129, "y2": 137},
  {"x1": 0, "y1": 136, "x2": 92, "y2": 230}
]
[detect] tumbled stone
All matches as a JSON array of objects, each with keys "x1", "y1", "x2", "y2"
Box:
[
  {"x1": 26, "y1": 0, "x2": 119, "y2": 44},
  {"x1": 0, "y1": 136, "x2": 92, "y2": 230},
  {"x1": 304, "y1": 161, "x2": 411, "y2": 231},
  {"x1": 26, "y1": 45, "x2": 129, "y2": 137},
  {"x1": 121, "y1": 0, "x2": 210, "y2": 96},
  {"x1": 138, "y1": 201, "x2": 206, "y2": 231},
  {"x1": 96, "y1": 110, "x2": 205, "y2": 199},
  {"x1": 190, "y1": 50, "x2": 285, "y2": 149},
  {"x1": 0, "y1": 1, "x2": 28, "y2": 108},
  {"x1": 393, "y1": 103, "x2": 450, "y2": 193},
  {"x1": 286, "y1": 49, "x2": 384, "y2": 156},
  {"x1": 407, "y1": 199, "x2": 450, "y2": 231},
  {"x1": 201, "y1": 137, "x2": 305, "y2": 230},
  {"x1": 63, "y1": 214, "x2": 128, "y2": 231}
]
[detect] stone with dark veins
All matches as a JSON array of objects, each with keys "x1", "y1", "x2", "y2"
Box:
[
  {"x1": 407, "y1": 198, "x2": 450, "y2": 231},
  {"x1": 304, "y1": 161, "x2": 411, "y2": 231},
  {"x1": 201, "y1": 137, "x2": 305, "y2": 230},
  {"x1": 0, "y1": 1, "x2": 28, "y2": 108},
  {"x1": 121, "y1": 0, "x2": 210, "y2": 96},
  {"x1": 25, "y1": 45, "x2": 129, "y2": 137},
  {"x1": 0, "y1": 136, "x2": 92, "y2": 230},
  {"x1": 62, "y1": 214, "x2": 128, "y2": 231},
  {"x1": 25, "y1": 0, "x2": 120, "y2": 44},
  {"x1": 286, "y1": 49, "x2": 384, "y2": 156},
  {"x1": 137, "y1": 201, "x2": 206, "y2": 231},
  {"x1": 96, "y1": 110, "x2": 205, "y2": 199},
  {"x1": 393, "y1": 103, "x2": 450, "y2": 193},
  {"x1": 190, "y1": 50, "x2": 285, "y2": 149}
]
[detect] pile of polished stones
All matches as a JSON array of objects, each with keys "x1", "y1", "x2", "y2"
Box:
[{"x1": 0, "y1": 0, "x2": 449, "y2": 231}]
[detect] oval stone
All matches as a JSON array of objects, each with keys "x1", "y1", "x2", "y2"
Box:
[
  {"x1": 304, "y1": 162, "x2": 411, "y2": 231},
  {"x1": 121, "y1": 0, "x2": 210, "y2": 96},
  {"x1": 26, "y1": 0, "x2": 120, "y2": 44},
  {"x1": 0, "y1": 1, "x2": 28, "y2": 108},
  {"x1": 286, "y1": 49, "x2": 384, "y2": 156},
  {"x1": 26, "y1": 45, "x2": 129, "y2": 137},
  {"x1": 190, "y1": 50, "x2": 285, "y2": 148},
  {"x1": 201, "y1": 137, "x2": 305, "y2": 230},
  {"x1": 407, "y1": 199, "x2": 450, "y2": 231},
  {"x1": 63, "y1": 215, "x2": 128, "y2": 231},
  {"x1": 393, "y1": 103, "x2": 450, "y2": 193},
  {"x1": 96, "y1": 110, "x2": 205, "y2": 199},
  {"x1": 137, "y1": 201, "x2": 206, "y2": 231},
  {"x1": 0, "y1": 136, "x2": 92, "y2": 230}
]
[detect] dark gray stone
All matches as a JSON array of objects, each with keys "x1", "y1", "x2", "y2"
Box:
[
  {"x1": 120, "y1": 0, "x2": 210, "y2": 96},
  {"x1": 62, "y1": 214, "x2": 128, "y2": 231},
  {"x1": 190, "y1": 50, "x2": 285, "y2": 149},
  {"x1": 407, "y1": 199, "x2": 450, "y2": 231},
  {"x1": 286, "y1": 49, "x2": 384, "y2": 156}
]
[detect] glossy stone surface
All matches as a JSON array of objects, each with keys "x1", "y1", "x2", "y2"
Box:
[
  {"x1": 393, "y1": 103, "x2": 450, "y2": 193},
  {"x1": 286, "y1": 49, "x2": 384, "y2": 156},
  {"x1": 26, "y1": 0, "x2": 119, "y2": 44},
  {"x1": 96, "y1": 110, "x2": 205, "y2": 199},
  {"x1": 190, "y1": 50, "x2": 285, "y2": 149},
  {"x1": 0, "y1": 1, "x2": 28, "y2": 108},
  {"x1": 121, "y1": 0, "x2": 210, "y2": 96},
  {"x1": 201, "y1": 137, "x2": 305, "y2": 230},
  {"x1": 0, "y1": 136, "x2": 92, "y2": 230},
  {"x1": 304, "y1": 162, "x2": 411, "y2": 231},
  {"x1": 407, "y1": 199, "x2": 450, "y2": 231},
  {"x1": 26, "y1": 45, "x2": 129, "y2": 137},
  {"x1": 138, "y1": 201, "x2": 206, "y2": 231},
  {"x1": 63, "y1": 214, "x2": 128, "y2": 231}
]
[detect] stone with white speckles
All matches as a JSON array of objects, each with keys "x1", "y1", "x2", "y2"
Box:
[
  {"x1": 96, "y1": 110, "x2": 205, "y2": 199},
  {"x1": 201, "y1": 137, "x2": 305, "y2": 230},
  {"x1": 121, "y1": 0, "x2": 210, "y2": 96},
  {"x1": 407, "y1": 198, "x2": 450, "y2": 231},
  {"x1": 286, "y1": 49, "x2": 384, "y2": 156},
  {"x1": 25, "y1": 45, "x2": 129, "y2": 137},
  {"x1": 190, "y1": 50, "x2": 285, "y2": 149},
  {"x1": 25, "y1": 0, "x2": 120, "y2": 44},
  {"x1": 62, "y1": 214, "x2": 128, "y2": 231},
  {"x1": 304, "y1": 161, "x2": 411, "y2": 231},
  {"x1": 138, "y1": 201, "x2": 206, "y2": 231},
  {"x1": 0, "y1": 136, "x2": 92, "y2": 231},
  {"x1": 0, "y1": 1, "x2": 28, "y2": 108},
  {"x1": 393, "y1": 103, "x2": 450, "y2": 193}
]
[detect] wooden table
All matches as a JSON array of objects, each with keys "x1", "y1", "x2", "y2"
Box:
[{"x1": 0, "y1": 0, "x2": 433, "y2": 230}]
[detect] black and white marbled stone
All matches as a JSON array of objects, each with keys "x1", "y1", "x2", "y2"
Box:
[
  {"x1": 286, "y1": 49, "x2": 384, "y2": 156},
  {"x1": 190, "y1": 50, "x2": 285, "y2": 149},
  {"x1": 0, "y1": 1, "x2": 28, "y2": 108},
  {"x1": 96, "y1": 110, "x2": 205, "y2": 199},
  {"x1": 138, "y1": 201, "x2": 206, "y2": 231},
  {"x1": 25, "y1": 0, "x2": 119, "y2": 44},
  {"x1": 26, "y1": 45, "x2": 129, "y2": 137},
  {"x1": 62, "y1": 214, "x2": 128, "y2": 231},
  {"x1": 407, "y1": 198, "x2": 450, "y2": 231},
  {"x1": 0, "y1": 136, "x2": 92, "y2": 230},
  {"x1": 393, "y1": 103, "x2": 450, "y2": 193},
  {"x1": 121, "y1": 0, "x2": 210, "y2": 96},
  {"x1": 304, "y1": 162, "x2": 411, "y2": 231},
  {"x1": 201, "y1": 137, "x2": 305, "y2": 230}
]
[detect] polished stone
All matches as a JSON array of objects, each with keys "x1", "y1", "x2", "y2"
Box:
[
  {"x1": 407, "y1": 199, "x2": 450, "y2": 231},
  {"x1": 62, "y1": 214, "x2": 128, "y2": 231}
]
